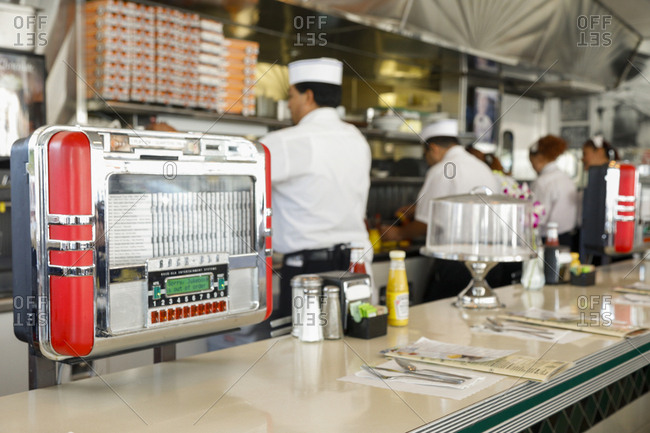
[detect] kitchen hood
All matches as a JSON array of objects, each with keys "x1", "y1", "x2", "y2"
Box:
[{"x1": 277, "y1": 0, "x2": 643, "y2": 91}]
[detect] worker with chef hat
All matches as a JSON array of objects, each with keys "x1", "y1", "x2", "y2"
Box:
[
  {"x1": 382, "y1": 118, "x2": 503, "y2": 302},
  {"x1": 383, "y1": 118, "x2": 500, "y2": 242},
  {"x1": 260, "y1": 57, "x2": 373, "y2": 325}
]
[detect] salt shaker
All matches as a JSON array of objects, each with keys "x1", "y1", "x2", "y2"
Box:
[
  {"x1": 322, "y1": 285, "x2": 343, "y2": 340},
  {"x1": 291, "y1": 274, "x2": 322, "y2": 338},
  {"x1": 300, "y1": 287, "x2": 324, "y2": 342}
]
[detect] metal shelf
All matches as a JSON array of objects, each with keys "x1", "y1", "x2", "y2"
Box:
[
  {"x1": 360, "y1": 127, "x2": 423, "y2": 144},
  {"x1": 86, "y1": 100, "x2": 292, "y2": 129}
]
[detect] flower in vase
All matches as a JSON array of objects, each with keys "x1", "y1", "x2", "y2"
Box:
[{"x1": 493, "y1": 170, "x2": 546, "y2": 228}]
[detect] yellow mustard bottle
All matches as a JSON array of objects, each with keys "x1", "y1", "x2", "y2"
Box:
[{"x1": 386, "y1": 250, "x2": 409, "y2": 326}]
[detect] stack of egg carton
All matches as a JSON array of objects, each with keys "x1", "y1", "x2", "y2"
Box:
[
  {"x1": 198, "y1": 19, "x2": 259, "y2": 115},
  {"x1": 197, "y1": 18, "x2": 226, "y2": 112},
  {"x1": 129, "y1": 3, "x2": 156, "y2": 103},
  {"x1": 86, "y1": 1, "x2": 257, "y2": 114},
  {"x1": 85, "y1": 0, "x2": 134, "y2": 101},
  {"x1": 222, "y1": 37, "x2": 258, "y2": 116},
  {"x1": 154, "y1": 6, "x2": 200, "y2": 107}
]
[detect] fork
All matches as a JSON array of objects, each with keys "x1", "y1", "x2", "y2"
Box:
[
  {"x1": 485, "y1": 318, "x2": 554, "y2": 339},
  {"x1": 361, "y1": 365, "x2": 461, "y2": 384}
]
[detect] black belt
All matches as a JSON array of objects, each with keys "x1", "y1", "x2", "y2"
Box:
[{"x1": 284, "y1": 244, "x2": 349, "y2": 264}]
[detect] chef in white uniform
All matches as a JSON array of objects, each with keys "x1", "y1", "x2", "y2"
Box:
[
  {"x1": 383, "y1": 119, "x2": 500, "y2": 241},
  {"x1": 383, "y1": 119, "x2": 505, "y2": 302},
  {"x1": 529, "y1": 134, "x2": 578, "y2": 246},
  {"x1": 260, "y1": 57, "x2": 372, "y2": 322}
]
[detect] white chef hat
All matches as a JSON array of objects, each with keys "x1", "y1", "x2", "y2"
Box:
[
  {"x1": 591, "y1": 134, "x2": 604, "y2": 148},
  {"x1": 288, "y1": 58, "x2": 343, "y2": 86},
  {"x1": 421, "y1": 119, "x2": 459, "y2": 141}
]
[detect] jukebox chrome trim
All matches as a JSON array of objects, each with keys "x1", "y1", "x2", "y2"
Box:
[
  {"x1": 47, "y1": 240, "x2": 95, "y2": 251},
  {"x1": 47, "y1": 214, "x2": 95, "y2": 225},
  {"x1": 47, "y1": 265, "x2": 95, "y2": 277}
]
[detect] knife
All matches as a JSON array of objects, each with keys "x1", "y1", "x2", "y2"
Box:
[{"x1": 369, "y1": 366, "x2": 465, "y2": 384}]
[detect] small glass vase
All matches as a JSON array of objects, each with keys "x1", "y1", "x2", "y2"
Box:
[{"x1": 522, "y1": 240, "x2": 545, "y2": 291}]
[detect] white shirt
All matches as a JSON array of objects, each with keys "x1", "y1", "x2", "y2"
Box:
[
  {"x1": 260, "y1": 107, "x2": 371, "y2": 254},
  {"x1": 531, "y1": 161, "x2": 578, "y2": 236},
  {"x1": 414, "y1": 146, "x2": 500, "y2": 223}
]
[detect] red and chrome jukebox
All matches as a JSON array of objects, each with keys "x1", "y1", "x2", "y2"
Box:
[
  {"x1": 581, "y1": 161, "x2": 650, "y2": 259},
  {"x1": 11, "y1": 126, "x2": 272, "y2": 361}
]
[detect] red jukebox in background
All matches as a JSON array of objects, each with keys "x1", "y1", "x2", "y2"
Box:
[
  {"x1": 581, "y1": 162, "x2": 650, "y2": 261},
  {"x1": 11, "y1": 126, "x2": 272, "y2": 361}
]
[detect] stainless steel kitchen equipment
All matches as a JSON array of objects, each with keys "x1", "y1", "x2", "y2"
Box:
[
  {"x1": 420, "y1": 188, "x2": 534, "y2": 308},
  {"x1": 318, "y1": 270, "x2": 371, "y2": 331},
  {"x1": 11, "y1": 126, "x2": 272, "y2": 363}
]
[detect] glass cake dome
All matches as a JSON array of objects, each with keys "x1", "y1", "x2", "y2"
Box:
[{"x1": 420, "y1": 188, "x2": 536, "y2": 308}]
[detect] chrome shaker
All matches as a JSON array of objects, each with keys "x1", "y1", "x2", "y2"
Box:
[
  {"x1": 322, "y1": 285, "x2": 342, "y2": 339},
  {"x1": 291, "y1": 274, "x2": 322, "y2": 338},
  {"x1": 300, "y1": 286, "x2": 324, "y2": 342}
]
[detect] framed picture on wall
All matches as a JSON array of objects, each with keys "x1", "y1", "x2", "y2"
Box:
[
  {"x1": 0, "y1": 49, "x2": 45, "y2": 157},
  {"x1": 470, "y1": 87, "x2": 499, "y2": 144}
]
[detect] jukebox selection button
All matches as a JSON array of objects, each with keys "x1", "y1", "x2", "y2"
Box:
[
  {"x1": 151, "y1": 311, "x2": 159, "y2": 323},
  {"x1": 176, "y1": 307, "x2": 183, "y2": 319},
  {"x1": 198, "y1": 304, "x2": 205, "y2": 315},
  {"x1": 205, "y1": 302, "x2": 213, "y2": 314},
  {"x1": 212, "y1": 301, "x2": 219, "y2": 312},
  {"x1": 160, "y1": 310, "x2": 167, "y2": 322},
  {"x1": 191, "y1": 305, "x2": 198, "y2": 316},
  {"x1": 219, "y1": 300, "x2": 227, "y2": 312},
  {"x1": 168, "y1": 308, "x2": 175, "y2": 320},
  {"x1": 183, "y1": 306, "x2": 190, "y2": 318}
]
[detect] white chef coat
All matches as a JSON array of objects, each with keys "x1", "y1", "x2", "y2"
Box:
[
  {"x1": 260, "y1": 107, "x2": 371, "y2": 254},
  {"x1": 531, "y1": 161, "x2": 578, "y2": 236},
  {"x1": 414, "y1": 145, "x2": 500, "y2": 223}
]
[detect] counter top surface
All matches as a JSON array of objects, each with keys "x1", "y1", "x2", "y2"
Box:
[
  {"x1": 0, "y1": 294, "x2": 11, "y2": 313},
  {"x1": 0, "y1": 261, "x2": 649, "y2": 432}
]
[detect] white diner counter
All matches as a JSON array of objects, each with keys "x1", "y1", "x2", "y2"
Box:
[{"x1": 0, "y1": 260, "x2": 649, "y2": 432}]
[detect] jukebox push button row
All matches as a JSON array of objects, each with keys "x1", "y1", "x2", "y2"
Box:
[
  {"x1": 149, "y1": 300, "x2": 228, "y2": 325},
  {"x1": 146, "y1": 253, "x2": 229, "y2": 326}
]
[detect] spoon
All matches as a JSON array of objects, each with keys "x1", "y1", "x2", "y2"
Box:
[{"x1": 394, "y1": 358, "x2": 472, "y2": 380}]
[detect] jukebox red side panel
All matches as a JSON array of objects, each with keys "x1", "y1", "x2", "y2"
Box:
[{"x1": 47, "y1": 131, "x2": 95, "y2": 356}]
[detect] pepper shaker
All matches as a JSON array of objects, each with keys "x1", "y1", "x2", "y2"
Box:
[{"x1": 322, "y1": 285, "x2": 343, "y2": 339}]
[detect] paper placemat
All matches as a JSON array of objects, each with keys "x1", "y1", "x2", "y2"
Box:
[
  {"x1": 471, "y1": 325, "x2": 588, "y2": 344},
  {"x1": 614, "y1": 293, "x2": 650, "y2": 306},
  {"x1": 614, "y1": 282, "x2": 650, "y2": 296},
  {"x1": 499, "y1": 309, "x2": 647, "y2": 338},
  {"x1": 338, "y1": 360, "x2": 503, "y2": 400},
  {"x1": 382, "y1": 337, "x2": 572, "y2": 381}
]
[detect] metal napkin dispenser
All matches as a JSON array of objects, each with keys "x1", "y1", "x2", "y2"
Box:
[
  {"x1": 318, "y1": 271, "x2": 371, "y2": 331},
  {"x1": 11, "y1": 126, "x2": 272, "y2": 361}
]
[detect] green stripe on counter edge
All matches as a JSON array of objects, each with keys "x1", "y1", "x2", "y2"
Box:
[{"x1": 455, "y1": 341, "x2": 650, "y2": 433}]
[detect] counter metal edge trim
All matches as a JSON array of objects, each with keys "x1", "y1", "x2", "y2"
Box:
[
  {"x1": 487, "y1": 355, "x2": 649, "y2": 433},
  {"x1": 412, "y1": 333, "x2": 650, "y2": 433}
]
